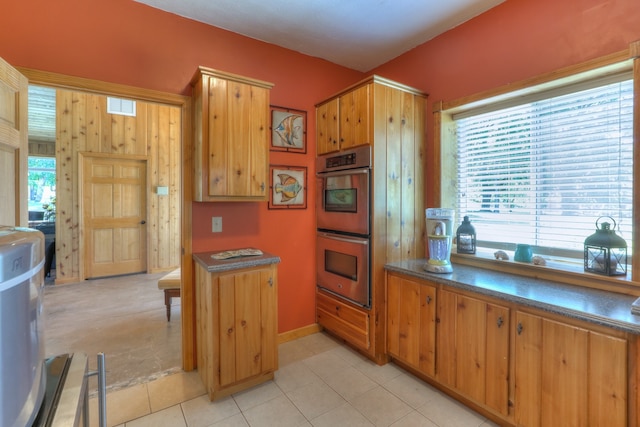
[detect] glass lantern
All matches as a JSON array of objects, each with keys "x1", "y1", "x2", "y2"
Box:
[
  {"x1": 584, "y1": 217, "x2": 627, "y2": 276},
  {"x1": 456, "y1": 215, "x2": 476, "y2": 254}
]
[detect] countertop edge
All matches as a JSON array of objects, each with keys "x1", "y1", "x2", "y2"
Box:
[
  {"x1": 193, "y1": 251, "x2": 281, "y2": 273},
  {"x1": 385, "y1": 260, "x2": 640, "y2": 335}
]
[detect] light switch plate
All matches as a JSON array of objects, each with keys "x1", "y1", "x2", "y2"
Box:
[{"x1": 212, "y1": 217, "x2": 222, "y2": 233}]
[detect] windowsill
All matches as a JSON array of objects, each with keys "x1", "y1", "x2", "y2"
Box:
[{"x1": 451, "y1": 247, "x2": 640, "y2": 297}]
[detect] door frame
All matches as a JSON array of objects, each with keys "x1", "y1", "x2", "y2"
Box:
[{"x1": 18, "y1": 67, "x2": 197, "y2": 372}]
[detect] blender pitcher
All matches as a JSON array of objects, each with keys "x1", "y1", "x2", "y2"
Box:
[{"x1": 425, "y1": 208, "x2": 454, "y2": 273}]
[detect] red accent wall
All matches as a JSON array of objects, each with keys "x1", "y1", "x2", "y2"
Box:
[
  {"x1": 1, "y1": 0, "x2": 639, "y2": 334},
  {"x1": 372, "y1": 0, "x2": 640, "y2": 208}
]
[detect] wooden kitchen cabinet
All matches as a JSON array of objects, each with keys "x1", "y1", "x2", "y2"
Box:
[
  {"x1": 195, "y1": 262, "x2": 278, "y2": 400},
  {"x1": 315, "y1": 76, "x2": 427, "y2": 365},
  {"x1": 513, "y1": 311, "x2": 628, "y2": 427},
  {"x1": 386, "y1": 273, "x2": 436, "y2": 376},
  {"x1": 316, "y1": 81, "x2": 372, "y2": 155},
  {"x1": 191, "y1": 67, "x2": 273, "y2": 201},
  {"x1": 436, "y1": 289, "x2": 510, "y2": 417}
]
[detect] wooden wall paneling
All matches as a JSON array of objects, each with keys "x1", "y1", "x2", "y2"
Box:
[
  {"x1": 0, "y1": 146, "x2": 16, "y2": 226},
  {"x1": 400, "y1": 90, "x2": 417, "y2": 260},
  {"x1": 414, "y1": 96, "x2": 426, "y2": 259},
  {"x1": 147, "y1": 102, "x2": 160, "y2": 270},
  {"x1": 385, "y1": 86, "x2": 403, "y2": 264}
]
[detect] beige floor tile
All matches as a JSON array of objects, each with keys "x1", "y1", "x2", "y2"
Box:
[
  {"x1": 417, "y1": 392, "x2": 488, "y2": 427},
  {"x1": 294, "y1": 331, "x2": 341, "y2": 354},
  {"x1": 351, "y1": 385, "x2": 413, "y2": 427},
  {"x1": 353, "y1": 358, "x2": 404, "y2": 386},
  {"x1": 209, "y1": 413, "x2": 250, "y2": 426},
  {"x1": 232, "y1": 380, "x2": 284, "y2": 412},
  {"x1": 124, "y1": 404, "x2": 186, "y2": 427},
  {"x1": 274, "y1": 360, "x2": 323, "y2": 393},
  {"x1": 309, "y1": 402, "x2": 374, "y2": 427},
  {"x1": 181, "y1": 394, "x2": 241, "y2": 427},
  {"x1": 383, "y1": 373, "x2": 440, "y2": 409},
  {"x1": 147, "y1": 370, "x2": 206, "y2": 412},
  {"x1": 278, "y1": 339, "x2": 316, "y2": 367},
  {"x1": 321, "y1": 365, "x2": 377, "y2": 402},
  {"x1": 241, "y1": 394, "x2": 307, "y2": 427},
  {"x1": 302, "y1": 350, "x2": 352, "y2": 381},
  {"x1": 389, "y1": 410, "x2": 439, "y2": 427},
  {"x1": 285, "y1": 380, "x2": 345, "y2": 420},
  {"x1": 89, "y1": 383, "x2": 150, "y2": 427}
]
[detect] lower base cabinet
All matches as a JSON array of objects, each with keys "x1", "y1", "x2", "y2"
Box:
[
  {"x1": 385, "y1": 271, "x2": 633, "y2": 427},
  {"x1": 195, "y1": 263, "x2": 278, "y2": 400}
]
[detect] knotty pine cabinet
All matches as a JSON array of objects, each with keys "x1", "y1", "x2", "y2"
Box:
[
  {"x1": 436, "y1": 288, "x2": 510, "y2": 417},
  {"x1": 315, "y1": 76, "x2": 427, "y2": 365},
  {"x1": 386, "y1": 273, "x2": 436, "y2": 376},
  {"x1": 385, "y1": 270, "x2": 633, "y2": 427},
  {"x1": 513, "y1": 311, "x2": 627, "y2": 427},
  {"x1": 195, "y1": 262, "x2": 278, "y2": 400},
  {"x1": 191, "y1": 67, "x2": 273, "y2": 201}
]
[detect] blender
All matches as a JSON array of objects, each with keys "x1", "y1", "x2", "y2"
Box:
[{"x1": 424, "y1": 208, "x2": 454, "y2": 273}]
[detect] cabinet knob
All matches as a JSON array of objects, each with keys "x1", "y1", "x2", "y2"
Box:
[
  {"x1": 517, "y1": 322, "x2": 524, "y2": 335},
  {"x1": 426, "y1": 295, "x2": 432, "y2": 304},
  {"x1": 497, "y1": 316, "x2": 504, "y2": 328},
  {"x1": 268, "y1": 277, "x2": 273, "y2": 287},
  {"x1": 260, "y1": 182, "x2": 265, "y2": 192}
]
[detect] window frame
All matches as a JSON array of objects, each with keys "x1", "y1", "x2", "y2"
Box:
[{"x1": 434, "y1": 47, "x2": 640, "y2": 295}]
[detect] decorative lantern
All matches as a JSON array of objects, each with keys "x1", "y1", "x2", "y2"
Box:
[
  {"x1": 584, "y1": 217, "x2": 627, "y2": 276},
  {"x1": 456, "y1": 215, "x2": 476, "y2": 254}
]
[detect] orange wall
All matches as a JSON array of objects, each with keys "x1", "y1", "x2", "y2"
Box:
[
  {"x1": 2, "y1": 0, "x2": 640, "y2": 334},
  {"x1": 373, "y1": 0, "x2": 640, "y2": 208},
  {"x1": 0, "y1": 0, "x2": 363, "y2": 334}
]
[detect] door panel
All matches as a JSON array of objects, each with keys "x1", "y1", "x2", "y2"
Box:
[
  {"x1": 82, "y1": 154, "x2": 147, "y2": 278},
  {"x1": 0, "y1": 57, "x2": 28, "y2": 226}
]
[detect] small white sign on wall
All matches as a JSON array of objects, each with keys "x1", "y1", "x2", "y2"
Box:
[{"x1": 107, "y1": 96, "x2": 136, "y2": 117}]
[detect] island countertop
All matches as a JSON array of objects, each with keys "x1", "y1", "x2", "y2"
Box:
[
  {"x1": 385, "y1": 259, "x2": 640, "y2": 334},
  {"x1": 193, "y1": 250, "x2": 280, "y2": 273}
]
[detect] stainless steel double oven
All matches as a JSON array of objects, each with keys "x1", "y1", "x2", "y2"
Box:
[{"x1": 316, "y1": 146, "x2": 371, "y2": 308}]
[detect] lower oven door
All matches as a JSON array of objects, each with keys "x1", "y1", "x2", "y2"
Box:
[{"x1": 316, "y1": 231, "x2": 369, "y2": 308}]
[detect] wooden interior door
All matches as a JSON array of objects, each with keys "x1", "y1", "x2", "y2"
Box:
[
  {"x1": 81, "y1": 154, "x2": 147, "y2": 278},
  {"x1": 0, "y1": 57, "x2": 28, "y2": 226}
]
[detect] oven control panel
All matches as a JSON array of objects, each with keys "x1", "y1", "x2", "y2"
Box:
[{"x1": 317, "y1": 145, "x2": 371, "y2": 173}]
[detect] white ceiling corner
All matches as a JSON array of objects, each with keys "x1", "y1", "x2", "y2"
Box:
[{"x1": 133, "y1": 0, "x2": 505, "y2": 72}]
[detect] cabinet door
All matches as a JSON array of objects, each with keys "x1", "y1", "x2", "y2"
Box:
[
  {"x1": 316, "y1": 99, "x2": 339, "y2": 155},
  {"x1": 339, "y1": 84, "x2": 370, "y2": 150},
  {"x1": 219, "y1": 268, "x2": 273, "y2": 386},
  {"x1": 514, "y1": 312, "x2": 627, "y2": 427},
  {"x1": 437, "y1": 290, "x2": 510, "y2": 415},
  {"x1": 205, "y1": 75, "x2": 269, "y2": 200},
  {"x1": 387, "y1": 274, "x2": 436, "y2": 376}
]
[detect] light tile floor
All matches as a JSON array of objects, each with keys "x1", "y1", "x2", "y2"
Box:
[{"x1": 90, "y1": 332, "x2": 498, "y2": 427}]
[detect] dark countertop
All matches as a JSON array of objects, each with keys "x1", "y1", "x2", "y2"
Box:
[
  {"x1": 193, "y1": 250, "x2": 280, "y2": 273},
  {"x1": 385, "y1": 259, "x2": 640, "y2": 335}
]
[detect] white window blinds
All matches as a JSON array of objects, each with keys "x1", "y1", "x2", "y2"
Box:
[{"x1": 455, "y1": 78, "x2": 634, "y2": 258}]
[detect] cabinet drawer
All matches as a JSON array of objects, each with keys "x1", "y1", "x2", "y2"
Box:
[{"x1": 317, "y1": 290, "x2": 369, "y2": 350}]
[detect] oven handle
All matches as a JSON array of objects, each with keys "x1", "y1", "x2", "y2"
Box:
[
  {"x1": 316, "y1": 168, "x2": 369, "y2": 178},
  {"x1": 318, "y1": 232, "x2": 369, "y2": 245}
]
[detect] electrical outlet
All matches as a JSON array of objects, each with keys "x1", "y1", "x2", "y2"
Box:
[{"x1": 212, "y1": 217, "x2": 222, "y2": 233}]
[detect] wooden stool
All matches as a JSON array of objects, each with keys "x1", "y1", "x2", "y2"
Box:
[{"x1": 158, "y1": 268, "x2": 181, "y2": 321}]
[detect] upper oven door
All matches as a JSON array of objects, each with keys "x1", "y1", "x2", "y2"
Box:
[{"x1": 316, "y1": 168, "x2": 370, "y2": 235}]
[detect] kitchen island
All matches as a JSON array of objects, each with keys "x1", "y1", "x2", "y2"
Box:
[
  {"x1": 193, "y1": 250, "x2": 280, "y2": 401},
  {"x1": 385, "y1": 260, "x2": 640, "y2": 427}
]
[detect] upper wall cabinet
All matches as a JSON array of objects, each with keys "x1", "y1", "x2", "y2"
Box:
[
  {"x1": 316, "y1": 82, "x2": 371, "y2": 155},
  {"x1": 191, "y1": 67, "x2": 274, "y2": 201}
]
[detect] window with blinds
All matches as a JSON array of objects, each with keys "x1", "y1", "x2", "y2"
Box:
[{"x1": 455, "y1": 77, "x2": 634, "y2": 259}]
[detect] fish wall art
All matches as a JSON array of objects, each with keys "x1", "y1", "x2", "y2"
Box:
[
  {"x1": 268, "y1": 165, "x2": 307, "y2": 209},
  {"x1": 270, "y1": 106, "x2": 306, "y2": 153}
]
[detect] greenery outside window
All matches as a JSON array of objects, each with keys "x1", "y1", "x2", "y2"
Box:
[{"x1": 28, "y1": 157, "x2": 56, "y2": 222}]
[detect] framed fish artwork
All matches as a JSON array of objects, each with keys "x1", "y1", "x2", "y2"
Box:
[
  {"x1": 270, "y1": 106, "x2": 306, "y2": 153},
  {"x1": 268, "y1": 165, "x2": 307, "y2": 209}
]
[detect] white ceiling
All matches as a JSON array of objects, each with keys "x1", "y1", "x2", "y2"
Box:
[{"x1": 134, "y1": 0, "x2": 505, "y2": 72}]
